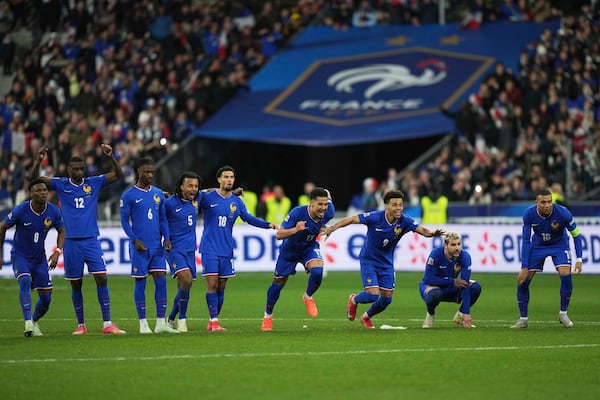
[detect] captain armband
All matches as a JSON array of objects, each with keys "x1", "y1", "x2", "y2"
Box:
[{"x1": 569, "y1": 227, "x2": 581, "y2": 237}]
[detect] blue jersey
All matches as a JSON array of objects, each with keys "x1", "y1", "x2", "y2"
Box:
[
  {"x1": 279, "y1": 200, "x2": 335, "y2": 259},
  {"x1": 120, "y1": 185, "x2": 169, "y2": 249},
  {"x1": 421, "y1": 246, "x2": 473, "y2": 312},
  {"x1": 199, "y1": 190, "x2": 270, "y2": 257},
  {"x1": 358, "y1": 211, "x2": 419, "y2": 267},
  {"x1": 50, "y1": 176, "x2": 106, "y2": 238},
  {"x1": 521, "y1": 203, "x2": 582, "y2": 268},
  {"x1": 165, "y1": 194, "x2": 200, "y2": 252},
  {"x1": 421, "y1": 246, "x2": 472, "y2": 287},
  {"x1": 5, "y1": 201, "x2": 64, "y2": 263}
]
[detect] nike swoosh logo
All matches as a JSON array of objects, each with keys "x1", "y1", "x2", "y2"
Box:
[
  {"x1": 175, "y1": 207, "x2": 183, "y2": 212},
  {"x1": 210, "y1": 204, "x2": 218, "y2": 207},
  {"x1": 24, "y1": 222, "x2": 32, "y2": 226},
  {"x1": 135, "y1": 199, "x2": 143, "y2": 203},
  {"x1": 531, "y1": 224, "x2": 538, "y2": 226},
  {"x1": 439, "y1": 266, "x2": 447, "y2": 269},
  {"x1": 64, "y1": 190, "x2": 73, "y2": 193},
  {"x1": 375, "y1": 228, "x2": 384, "y2": 231}
]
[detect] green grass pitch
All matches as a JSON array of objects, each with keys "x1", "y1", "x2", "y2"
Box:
[{"x1": 1, "y1": 271, "x2": 599, "y2": 400}]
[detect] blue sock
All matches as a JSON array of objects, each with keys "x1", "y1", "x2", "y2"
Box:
[
  {"x1": 366, "y1": 296, "x2": 392, "y2": 318},
  {"x1": 517, "y1": 279, "x2": 531, "y2": 318},
  {"x1": 178, "y1": 288, "x2": 190, "y2": 319},
  {"x1": 206, "y1": 292, "x2": 219, "y2": 319},
  {"x1": 134, "y1": 279, "x2": 147, "y2": 319},
  {"x1": 97, "y1": 284, "x2": 111, "y2": 322},
  {"x1": 154, "y1": 275, "x2": 167, "y2": 319},
  {"x1": 559, "y1": 274, "x2": 572, "y2": 312},
  {"x1": 71, "y1": 288, "x2": 84, "y2": 324},
  {"x1": 32, "y1": 293, "x2": 51, "y2": 321},
  {"x1": 168, "y1": 291, "x2": 180, "y2": 321},
  {"x1": 265, "y1": 282, "x2": 284, "y2": 315},
  {"x1": 425, "y1": 288, "x2": 442, "y2": 315},
  {"x1": 354, "y1": 292, "x2": 379, "y2": 304},
  {"x1": 18, "y1": 276, "x2": 32, "y2": 321},
  {"x1": 306, "y1": 267, "x2": 323, "y2": 297},
  {"x1": 217, "y1": 290, "x2": 225, "y2": 314}
]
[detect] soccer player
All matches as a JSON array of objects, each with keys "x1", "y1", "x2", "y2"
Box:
[
  {"x1": 419, "y1": 231, "x2": 482, "y2": 329},
  {"x1": 120, "y1": 157, "x2": 179, "y2": 334},
  {"x1": 511, "y1": 188, "x2": 583, "y2": 329},
  {"x1": 261, "y1": 187, "x2": 334, "y2": 332},
  {"x1": 324, "y1": 190, "x2": 444, "y2": 329},
  {"x1": 165, "y1": 172, "x2": 203, "y2": 333},
  {"x1": 0, "y1": 178, "x2": 65, "y2": 336},
  {"x1": 30, "y1": 145, "x2": 126, "y2": 335},
  {"x1": 199, "y1": 165, "x2": 277, "y2": 332}
]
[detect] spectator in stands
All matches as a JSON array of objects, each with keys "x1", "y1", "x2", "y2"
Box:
[
  {"x1": 265, "y1": 184, "x2": 291, "y2": 225},
  {"x1": 420, "y1": 186, "x2": 448, "y2": 224},
  {"x1": 353, "y1": 1, "x2": 378, "y2": 28},
  {"x1": 297, "y1": 181, "x2": 314, "y2": 206},
  {"x1": 347, "y1": 177, "x2": 378, "y2": 216}
]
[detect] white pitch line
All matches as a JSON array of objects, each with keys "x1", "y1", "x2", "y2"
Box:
[{"x1": 2, "y1": 343, "x2": 599, "y2": 364}]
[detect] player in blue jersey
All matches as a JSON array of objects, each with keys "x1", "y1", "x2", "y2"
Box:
[
  {"x1": 120, "y1": 157, "x2": 179, "y2": 334},
  {"x1": 30, "y1": 145, "x2": 126, "y2": 335},
  {"x1": 165, "y1": 172, "x2": 202, "y2": 333},
  {"x1": 511, "y1": 188, "x2": 583, "y2": 329},
  {"x1": 261, "y1": 187, "x2": 334, "y2": 331},
  {"x1": 0, "y1": 178, "x2": 65, "y2": 336},
  {"x1": 324, "y1": 190, "x2": 444, "y2": 329},
  {"x1": 199, "y1": 165, "x2": 277, "y2": 332},
  {"x1": 419, "y1": 231, "x2": 482, "y2": 329}
]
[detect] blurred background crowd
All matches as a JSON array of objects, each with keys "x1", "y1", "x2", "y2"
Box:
[{"x1": 0, "y1": 0, "x2": 597, "y2": 219}]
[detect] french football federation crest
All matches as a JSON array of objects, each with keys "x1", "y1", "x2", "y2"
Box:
[
  {"x1": 83, "y1": 184, "x2": 92, "y2": 194},
  {"x1": 454, "y1": 263, "x2": 461, "y2": 274},
  {"x1": 266, "y1": 47, "x2": 493, "y2": 126}
]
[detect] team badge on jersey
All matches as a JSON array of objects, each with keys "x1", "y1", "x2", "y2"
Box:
[
  {"x1": 44, "y1": 217, "x2": 53, "y2": 231},
  {"x1": 83, "y1": 184, "x2": 92, "y2": 194}
]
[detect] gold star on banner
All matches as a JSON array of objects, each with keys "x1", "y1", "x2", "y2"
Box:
[
  {"x1": 387, "y1": 36, "x2": 409, "y2": 46},
  {"x1": 440, "y1": 35, "x2": 463, "y2": 45}
]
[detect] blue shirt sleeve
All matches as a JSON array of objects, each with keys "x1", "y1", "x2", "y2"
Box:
[
  {"x1": 158, "y1": 192, "x2": 170, "y2": 241},
  {"x1": 521, "y1": 211, "x2": 532, "y2": 269},
  {"x1": 238, "y1": 197, "x2": 271, "y2": 228},
  {"x1": 120, "y1": 192, "x2": 135, "y2": 240}
]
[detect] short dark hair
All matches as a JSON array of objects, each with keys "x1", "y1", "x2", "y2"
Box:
[
  {"x1": 28, "y1": 177, "x2": 49, "y2": 191},
  {"x1": 536, "y1": 188, "x2": 552, "y2": 197},
  {"x1": 175, "y1": 172, "x2": 202, "y2": 198},
  {"x1": 310, "y1": 187, "x2": 329, "y2": 200},
  {"x1": 216, "y1": 165, "x2": 235, "y2": 179},
  {"x1": 68, "y1": 156, "x2": 85, "y2": 165},
  {"x1": 384, "y1": 189, "x2": 404, "y2": 204}
]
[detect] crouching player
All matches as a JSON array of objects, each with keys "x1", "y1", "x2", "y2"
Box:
[{"x1": 419, "y1": 232, "x2": 482, "y2": 329}]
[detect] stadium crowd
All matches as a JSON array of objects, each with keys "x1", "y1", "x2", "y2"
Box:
[{"x1": 0, "y1": 0, "x2": 597, "y2": 215}]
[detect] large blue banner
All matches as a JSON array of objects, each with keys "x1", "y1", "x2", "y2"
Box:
[{"x1": 197, "y1": 22, "x2": 558, "y2": 146}]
